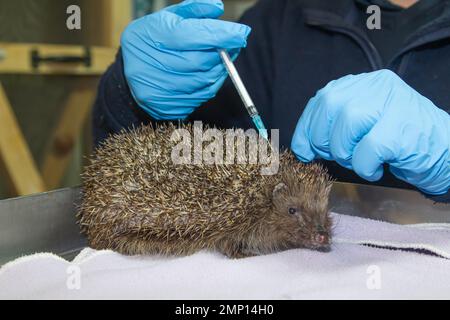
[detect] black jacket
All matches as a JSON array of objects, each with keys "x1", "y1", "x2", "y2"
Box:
[{"x1": 93, "y1": 0, "x2": 450, "y2": 202}]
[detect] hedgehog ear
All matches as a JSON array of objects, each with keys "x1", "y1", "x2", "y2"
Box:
[{"x1": 273, "y1": 182, "x2": 288, "y2": 199}]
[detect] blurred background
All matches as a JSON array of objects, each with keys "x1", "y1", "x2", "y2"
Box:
[{"x1": 0, "y1": 0, "x2": 256, "y2": 200}]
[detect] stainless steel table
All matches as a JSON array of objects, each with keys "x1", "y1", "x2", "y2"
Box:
[{"x1": 0, "y1": 183, "x2": 448, "y2": 266}]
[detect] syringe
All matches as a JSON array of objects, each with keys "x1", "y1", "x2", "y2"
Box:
[{"x1": 218, "y1": 50, "x2": 269, "y2": 140}]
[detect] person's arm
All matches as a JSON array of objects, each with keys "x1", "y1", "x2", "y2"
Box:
[
  {"x1": 291, "y1": 69, "x2": 450, "y2": 203},
  {"x1": 92, "y1": 0, "x2": 251, "y2": 145},
  {"x1": 92, "y1": 49, "x2": 147, "y2": 146},
  {"x1": 93, "y1": 0, "x2": 287, "y2": 144}
]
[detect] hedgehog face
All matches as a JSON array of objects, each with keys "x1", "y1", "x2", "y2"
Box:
[{"x1": 272, "y1": 181, "x2": 333, "y2": 252}]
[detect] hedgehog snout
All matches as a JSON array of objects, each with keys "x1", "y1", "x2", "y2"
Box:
[
  {"x1": 311, "y1": 230, "x2": 331, "y2": 252},
  {"x1": 315, "y1": 231, "x2": 328, "y2": 245}
]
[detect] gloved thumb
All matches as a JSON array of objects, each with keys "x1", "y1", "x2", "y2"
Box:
[
  {"x1": 291, "y1": 97, "x2": 320, "y2": 163},
  {"x1": 165, "y1": 0, "x2": 224, "y2": 19},
  {"x1": 352, "y1": 131, "x2": 387, "y2": 182}
]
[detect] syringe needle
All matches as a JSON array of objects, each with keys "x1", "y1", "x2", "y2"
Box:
[{"x1": 218, "y1": 50, "x2": 269, "y2": 140}]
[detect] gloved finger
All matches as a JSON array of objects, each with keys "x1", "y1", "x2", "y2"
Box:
[
  {"x1": 146, "y1": 102, "x2": 196, "y2": 120},
  {"x1": 291, "y1": 74, "x2": 367, "y2": 163},
  {"x1": 385, "y1": 118, "x2": 450, "y2": 196},
  {"x1": 329, "y1": 103, "x2": 380, "y2": 170},
  {"x1": 179, "y1": 63, "x2": 227, "y2": 95},
  {"x1": 294, "y1": 91, "x2": 342, "y2": 161},
  {"x1": 389, "y1": 166, "x2": 416, "y2": 188},
  {"x1": 173, "y1": 70, "x2": 228, "y2": 102},
  {"x1": 291, "y1": 96, "x2": 319, "y2": 163},
  {"x1": 229, "y1": 48, "x2": 241, "y2": 61},
  {"x1": 165, "y1": 0, "x2": 224, "y2": 19},
  {"x1": 307, "y1": 97, "x2": 336, "y2": 161},
  {"x1": 149, "y1": 62, "x2": 226, "y2": 94},
  {"x1": 160, "y1": 15, "x2": 251, "y2": 50},
  {"x1": 390, "y1": 166, "x2": 449, "y2": 195},
  {"x1": 151, "y1": 48, "x2": 239, "y2": 73},
  {"x1": 144, "y1": 103, "x2": 195, "y2": 121},
  {"x1": 197, "y1": 70, "x2": 229, "y2": 98},
  {"x1": 352, "y1": 125, "x2": 394, "y2": 182},
  {"x1": 150, "y1": 48, "x2": 223, "y2": 73},
  {"x1": 148, "y1": 73, "x2": 227, "y2": 119}
]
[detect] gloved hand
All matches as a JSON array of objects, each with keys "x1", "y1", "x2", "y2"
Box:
[
  {"x1": 121, "y1": 0, "x2": 251, "y2": 120},
  {"x1": 291, "y1": 69, "x2": 450, "y2": 195}
]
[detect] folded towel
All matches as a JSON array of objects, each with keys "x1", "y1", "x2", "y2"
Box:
[
  {"x1": 333, "y1": 214, "x2": 450, "y2": 259},
  {"x1": 1, "y1": 213, "x2": 449, "y2": 300}
]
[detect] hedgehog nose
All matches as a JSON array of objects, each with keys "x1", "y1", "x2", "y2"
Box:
[{"x1": 315, "y1": 232, "x2": 328, "y2": 244}]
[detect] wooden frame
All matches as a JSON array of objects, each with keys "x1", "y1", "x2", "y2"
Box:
[
  {"x1": 0, "y1": 84, "x2": 46, "y2": 195},
  {"x1": 41, "y1": 79, "x2": 98, "y2": 190},
  {"x1": 100, "y1": 0, "x2": 133, "y2": 47},
  {"x1": 0, "y1": 43, "x2": 116, "y2": 75},
  {"x1": 0, "y1": 44, "x2": 115, "y2": 195},
  {"x1": 0, "y1": 0, "x2": 133, "y2": 197}
]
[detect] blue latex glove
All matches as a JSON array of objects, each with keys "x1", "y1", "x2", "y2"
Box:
[
  {"x1": 121, "y1": 0, "x2": 251, "y2": 120},
  {"x1": 291, "y1": 70, "x2": 450, "y2": 196}
]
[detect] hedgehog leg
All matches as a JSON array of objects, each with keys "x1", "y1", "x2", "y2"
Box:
[
  {"x1": 216, "y1": 239, "x2": 256, "y2": 259},
  {"x1": 101, "y1": 234, "x2": 202, "y2": 257},
  {"x1": 91, "y1": 235, "x2": 156, "y2": 256}
]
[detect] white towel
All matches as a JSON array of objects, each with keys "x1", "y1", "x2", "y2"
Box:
[
  {"x1": 1, "y1": 213, "x2": 449, "y2": 300},
  {"x1": 333, "y1": 214, "x2": 450, "y2": 259}
]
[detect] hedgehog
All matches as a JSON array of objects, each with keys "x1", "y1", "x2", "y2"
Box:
[{"x1": 77, "y1": 123, "x2": 333, "y2": 259}]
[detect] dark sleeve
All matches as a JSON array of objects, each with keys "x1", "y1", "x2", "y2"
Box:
[
  {"x1": 92, "y1": 50, "x2": 152, "y2": 146},
  {"x1": 92, "y1": 0, "x2": 287, "y2": 145}
]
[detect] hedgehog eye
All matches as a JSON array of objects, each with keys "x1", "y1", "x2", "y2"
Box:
[{"x1": 288, "y1": 207, "x2": 298, "y2": 215}]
